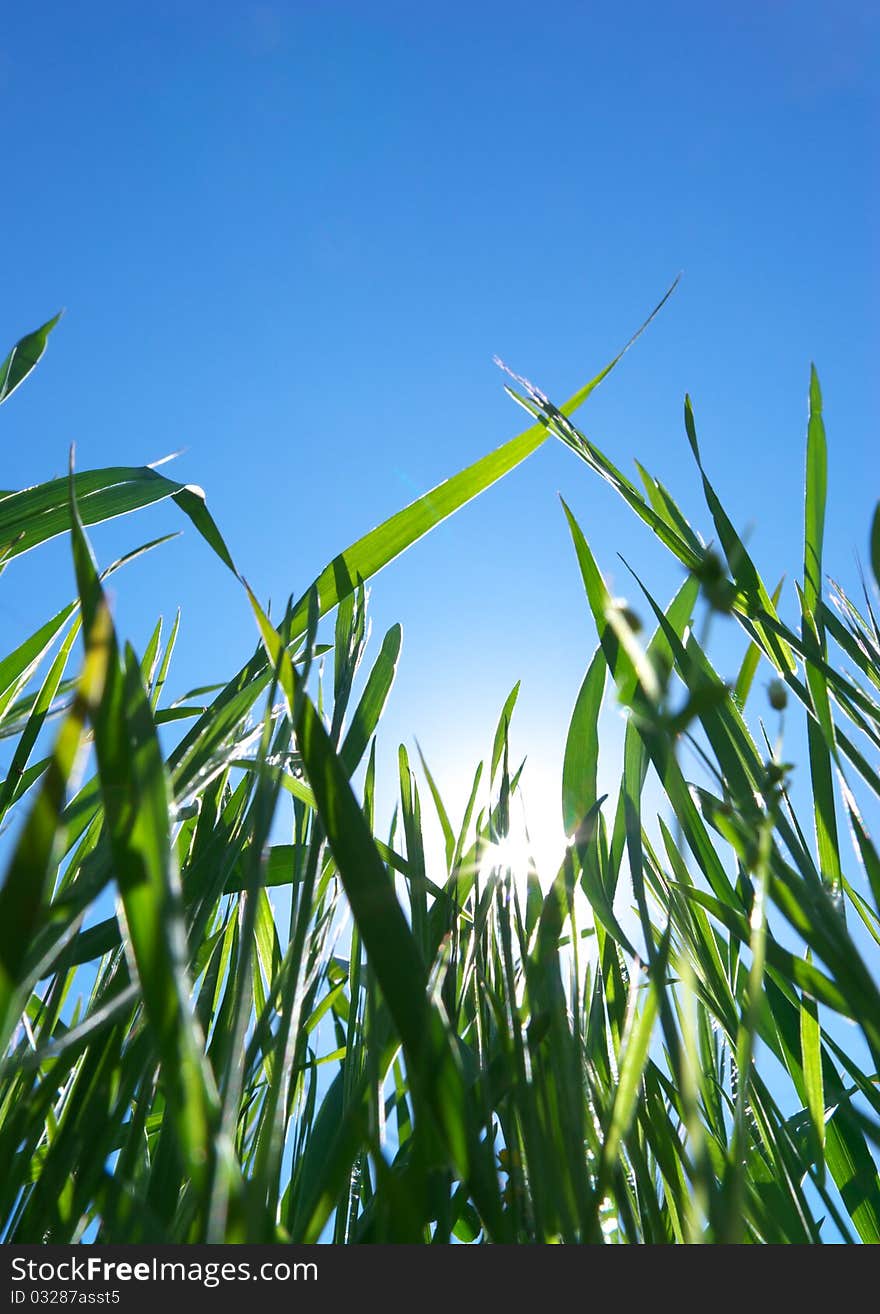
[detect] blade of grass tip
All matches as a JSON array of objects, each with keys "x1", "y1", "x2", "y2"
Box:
[
  {"x1": 684, "y1": 395, "x2": 795, "y2": 674},
  {"x1": 0, "y1": 533, "x2": 177, "y2": 731},
  {"x1": 67, "y1": 458, "x2": 224, "y2": 1210},
  {"x1": 798, "y1": 368, "x2": 844, "y2": 902},
  {"x1": 330, "y1": 581, "x2": 367, "y2": 742},
  {"x1": 0, "y1": 602, "x2": 79, "y2": 722},
  {"x1": 415, "y1": 743, "x2": 455, "y2": 872},
  {"x1": 170, "y1": 334, "x2": 646, "y2": 792},
  {"x1": 0, "y1": 616, "x2": 81, "y2": 824},
  {"x1": 819, "y1": 597, "x2": 880, "y2": 696},
  {"x1": 167, "y1": 482, "x2": 238, "y2": 575},
  {"x1": 285, "y1": 309, "x2": 662, "y2": 642},
  {"x1": 561, "y1": 497, "x2": 660, "y2": 705},
  {"x1": 339, "y1": 623, "x2": 402, "y2": 777},
  {"x1": 562, "y1": 647, "x2": 606, "y2": 838},
  {"x1": 150, "y1": 609, "x2": 181, "y2": 711},
  {"x1": 556, "y1": 276, "x2": 681, "y2": 416},
  {"x1": 101, "y1": 531, "x2": 183, "y2": 583},
  {"x1": 491, "y1": 681, "x2": 520, "y2": 782},
  {"x1": 140, "y1": 617, "x2": 163, "y2": 695},
  {"x1": 0, "y1": 465, "x2": 234, "y2": 574},
  {"x1": 0, "y1": 312, "x2": 62, "y2": 406},
  {"x1": 633, "y1": 458, "x2": 705, "y2": 560}
]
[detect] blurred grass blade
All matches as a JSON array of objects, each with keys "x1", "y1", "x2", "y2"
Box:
[
  {"x1": 734, "y1": 576, "x2": 783, "y2": 708},
  {"x1": 0, "y1": 466, "x2": 235, "y2": 572},
  {"x1": 68, "y1": 462, "x2": 223, "y2": 1207},
  {"x1": 800, "y1": 952, "x2": 826, "y2": 1176},
  {"x1": 0, "y1": 604, "x2": 109, "y2": 1047}
]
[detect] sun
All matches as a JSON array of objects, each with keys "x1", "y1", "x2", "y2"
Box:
[{"x1": 477, "y1": 764, "x2": 570, "y2": 897}]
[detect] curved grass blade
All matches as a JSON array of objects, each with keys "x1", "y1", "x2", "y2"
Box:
[
  {"x1": 562, "y1": 647, "x2": 606, "y2": 836},
  {"x1": 170, "y1": 342, "x2": 641, "y2": 797},
  {"x1": 339, "y1": 623, "x2": 402, "y2": 776},
  {"x1": 491, "y1": 681, "x2": 520, "y2": 781},
  {"x1": 0, "y1": 466, "x2": 235, "y2": 572},
  {"x1": 0, "y1": 314, "x2": 62, "y2": 407}
]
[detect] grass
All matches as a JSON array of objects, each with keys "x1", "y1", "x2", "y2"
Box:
[{"x1": 1, "y1": 300, "x2": 878, "y2": 1243}]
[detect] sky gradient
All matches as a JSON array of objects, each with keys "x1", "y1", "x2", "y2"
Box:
[{"x1": 2, "y1": 1, "x2": 877, "y2": 866}]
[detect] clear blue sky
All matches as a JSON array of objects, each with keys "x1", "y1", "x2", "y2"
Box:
[{"x1": 2, "y1": 1, "x2": 877, "y2": 862}]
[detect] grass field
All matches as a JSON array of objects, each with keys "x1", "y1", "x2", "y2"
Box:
[{"x1": 1, "y1": 304, "x2": 878, "y2": 1243}]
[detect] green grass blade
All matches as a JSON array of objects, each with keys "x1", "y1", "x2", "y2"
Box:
[
  {"x1": 0, "y1": 466, "x2": 234, "y2": 571},
  {"x1": 339, "y1": 624, "x2": 402, "y2": 776},
  {"x1": 491, "y1": 681, "x2": 521, "y2": 782},
  {"x1": 734, "y1": 576, "x2": 784, "y2": 708},
  {"x1": 800, "y1": 952, "x2": 826, "y2": 1176},
  {"x1": 803, "y1": 366, "x2": 827, "y2": 616},
  {"x1": 0, "y1": 313, "x2": 62, "y2": 407},
  {"x1": 562, "y1": 647, "x2": 606, "y2": 836}
]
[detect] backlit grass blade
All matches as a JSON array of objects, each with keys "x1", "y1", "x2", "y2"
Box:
[
  {"x1": 243, "y1": 584, "x2": 503, "y2": 1236},
  {"x1": 0, "y1": 466, "x2": 235, "y2": 571},
  {"x1": 684, "y1": 395, "x2": 795, "y2": 674},
  {"x1": 0, "y1": 313, "x2": 62, "y2": 407},
  {"x1": 560, "y1": 497, "x2": 644, "y2": 698},
  {"x1": 68, "y1": 466, "x2": 223, "y2": 1209},
  {"x1": 415, "y1": 744, "x2": 455, "y2": 872},
  {"x1": 803, "y1": 366, "x2": 827, "y2": 616},
  {"x1": 490, "y1": 681, "x2": 520, "y2": 783},
  {"x1": 734, "y1": 576, "x2": 784, "y2": 708},
  {"x1": 0, "y1": 618, "x2": 81, "y2": 824},
  {"x1": 800, "y1": 952, "x2": 826, "y2": 1175},
  {"x1": 562, "y1": 648, "x2": 606, "y2": 836},
  {"x1": 0, "y1": 603, "x2": 78, "y2": 723},
  {"x1": 339, "y1": 623, "x2": 402, "y2": 776},
  {"x1": 283, "y1": 326, "x2": 642, "y2": 643},
  {"x1": 170, "y1": 340, "x2": 642, "y2": 801}
]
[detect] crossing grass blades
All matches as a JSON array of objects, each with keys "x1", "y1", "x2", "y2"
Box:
[{"x1": 0, "y1": 297, "x2": 878, "y2": 1243}]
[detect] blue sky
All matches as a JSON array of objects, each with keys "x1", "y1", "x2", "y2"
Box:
[{"x1": 2, "y1": 1, "x2": 878, "y2": 864}]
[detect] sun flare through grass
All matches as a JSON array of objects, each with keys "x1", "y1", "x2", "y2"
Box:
[{"x1": 1, "y1": 305, "x2": 878, "y2": 1245}]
